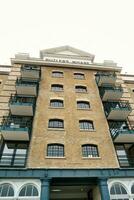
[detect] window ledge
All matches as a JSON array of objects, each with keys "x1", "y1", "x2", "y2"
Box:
[
  {"x1": 47, "y1": 128, "x2": 65, "y2": 131},
  {"x1": 51, "y1": 90, "x2": 64, "y2": 92},
  {"x1": 77, "y1": 108, "x2": 92, "y2": 111},
  {"x1": 80, "y1": 129, "x2": 96, "y2": 132},
  {"x1": 49, "y1": 107, "x2": 65, "y2": 109},
  {"x1": 52, "y1": 76, "x2": 64, "y2": 78},
  {"x1": 75, "y1": 92, "x2": 88, "y2": 94},
  {"x1": 46, "y1": 156, "x2": 66, "y2": 159},
  {"x1": 82, "y1": 157, "x2": 101, "y2": 159}
]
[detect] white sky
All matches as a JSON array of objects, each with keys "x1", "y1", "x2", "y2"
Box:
[{"x1": 0, "y1": 0, "x2": 134, "y2": 74}]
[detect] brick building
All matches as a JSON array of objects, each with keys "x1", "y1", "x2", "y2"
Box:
[{"x1": 0, "y1": 46, "x2": 134, "y2": 200}]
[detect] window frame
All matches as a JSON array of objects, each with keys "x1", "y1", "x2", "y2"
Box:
[
  {"x1": 47, "y1": 143, "x2": 64, "y2": 157},
  {"x1": 50, "y1": 99, "x2": 64, "y2": 108},
  {"x1": 19, "y1": 184, "x2": 39, "y2": 197},
  {"x1": 110, "y1": 183, "x2": 129, "y2": 200},
  {"x1": 74, "y1": 73, "x2": 85, "y2": 80},
  {"x1": 48, "y1": 119, "x2": 64, "y2": 129},
  {"x1": 75, "y1": 85, "x2": 87, "y2": 93},
  {"x1": 0, "y1": 183, "x2": 14, "y2": 197},
  {"x1": 79, "y1": 120, "x2": 94, "y2": 131},
  {"x1": 82, "y1": 144, "x2": 99, "y2": 158},
  {"x1": 77, "y1": 101, "x2": 90, "y2": 109},
  {"x1": 51, "y1": 84, "x2": 64, "y2": 92},
  {"x1": 52, "y1": 71, "x2": 64, "y2": 78}
]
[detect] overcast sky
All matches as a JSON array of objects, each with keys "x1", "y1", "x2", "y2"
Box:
[{"x1": 0, "y1": 0, "x2": 134, "y2": 74}]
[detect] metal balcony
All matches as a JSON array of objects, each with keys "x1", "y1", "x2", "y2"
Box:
[
  {"x1": 117, "y1": 155, "x2": 134, "y2": 168},
  {"x1": 99, "y1": 84, "x2": 123, "y2": 101},
  {"x1": 21, "y1": 65, "x2": 41, "y2": 80},
  {"x1": 109, "y1": 121, "x2": 134, "y2": 143},
  {"x1": 9, "y1": 95, "x2": 35, "y2": 116},
  {"x1": 95, "y1": 72, "x2": 116, "y2": 86},
  {"x1": 16, "y1": 78, "x2": 38, "y2": 96},
  {"x1": 0, "y1": 153, "x2": 27, "y2": 167},
  {"x1": 103, "y1": 101, "x2": 132, "y2": 120},
  {"x1": 0, "y1": 116, "x2": 32, "y2": 141}
]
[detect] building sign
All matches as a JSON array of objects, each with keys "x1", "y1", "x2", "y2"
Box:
[{"x1": 44, "y1": 57, "x2": 92, "y2": 65}]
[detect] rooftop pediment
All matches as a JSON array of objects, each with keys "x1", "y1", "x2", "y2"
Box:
[{"x1": 40, "y1": 45, "x2": 95, "y2": 61}]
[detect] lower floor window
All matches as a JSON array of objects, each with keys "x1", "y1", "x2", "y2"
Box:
[
  {"x1": 82, "y1": 144, "x2": 99, "y2": 157},
  {"x1": 47, "y1": 144, "x2": 64, "y2": 157}
]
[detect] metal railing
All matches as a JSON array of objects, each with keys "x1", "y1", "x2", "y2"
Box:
[
  {"x1": 0, "y1": 153, "x2": 27, "y2": 167},
  {"x1": 16, "y1": 78, "x2": 39, "y2": 85},
  {"x1": 99, "y1": 84, "x2": 123, "y2": 99},
  {"x1": 117, "y1": 155, "x2": 134, "y2": 168},
  {"x1": 21, "y1": 64, "x2": 41, "y2": 72},
  {"x1": 9, "y1": 95, "x2": 35, "y2": 106},
  {"x1": 95, "y1": 72, "x2": 116, "y2": 85},
  {"x1": 103, "y1": 101, "x2": 132, "y2": 116},
  {"x1": 1, "y1": 116, "x2": 32, "y2": 132}
]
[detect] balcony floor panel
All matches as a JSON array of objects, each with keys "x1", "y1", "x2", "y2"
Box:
[
  {"x1": 102, "y1": 91, "x2": 123, "y2": 101},
  {"x1": 16, "y1": 85, "x2": 37, "y2": 96},
  {"x1": 1, "y1": 130, "x2": 29, "y2": 141},
  {"x1": 114, "y1": 133, "x2": 134, "y2": 143},
  {"x1": 107, "y1": 110, "x2": 131, "y2": 120},
  {"x1": 98, "y1": 78, "x2": 116, "y2": 86},
  {"x1": 10, "y1": 105, "x2": 33, "y2": 116},
  {"x1": 21, "y1": 71, "x2": 39, "y2": 80}
]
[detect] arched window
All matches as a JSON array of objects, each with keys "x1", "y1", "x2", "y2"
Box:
[
  {"x1": 110, "y1": 183, "x2": 129, "y2": 200},
  {"x1": 74, "y1": 73, "x2": 85, "y2": 79},
  {"x1": 51, "y1": 84, "x2": 63, "y2": 92},
  {"x1": 77, "y1": 101, "x2": 90, "y2": 109},
  {"x1": 0, "y1": 183, "x2": 14, "y2": 197},
  {"x1": 75, "y1": 85, "x2": 87, "y2": 93},
  {"x1": 79, "y1": 120, "x2": 94, "y2": 130},
  {"x1": 19, "y1": 184, "x2": 38, "y2": 196},
  {"x1": 52, "y1": 71, "x2": 63, "y2": 78},
  {"x1": 50, "y1": 99, "x2": 64, "y2": 108},
  {"x1": 82, "y1": 144, "x2": 99, "y2": 157},
  {"x1": 131, "y1": 184, "x2": 134, "y2": 194},
  {"x1": 47, "y1": 144, "x2": 64, "y2": 157},
  {"x1": 48, "y1": 119, "x2": 64, "y2": 128}
]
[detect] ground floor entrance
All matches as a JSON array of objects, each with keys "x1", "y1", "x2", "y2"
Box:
[{"x1": 50, "y1": 178, "x2": 99, "y2": 200}]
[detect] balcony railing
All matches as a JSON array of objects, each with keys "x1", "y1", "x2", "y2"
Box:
[
  {"x1": 21, "y1": 65, "x2": 41, "y2": 80},
  {"x1": 9, "y1": 95, "x2": 35, "y2": 116},
  {"x1": 1, "y1": 116, "x2": 32, "y2": 141},
  {"x1": 103, "y1": 101, "x2": 132, "y2": 120},
  {"x1": 117, "y1": 155, "x2": 134, "y2": 168},
  {"x1": 95, "y1": 72, "x2": 116, "y2": 86},
  {"x1": 0, "y1": 153, "x2": 27, "y2": 167},
  {"x1": 99, "y1": 84, "x2": 123, "y2": 101}
]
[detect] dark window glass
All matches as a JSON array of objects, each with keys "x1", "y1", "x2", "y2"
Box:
[
  {"x1": 74, "y1": 73, "x2": 85, "y2": 79},
  {"x1": 48, "y1": 119, "x2": 64, "y2": 128},
  {"x1": 50, "y1": 100, "x2": 64, "y2": 108},
  {"x1": 0, "y1": 142, "x2": 28, "y2": 167},
  {"x1": 52, "y1": 71, "x2": 63, "y2": 77},
  {"x1": 79, "y1": 120, "x2": 94, "y2": 130},
  {"x1": 47, "y1": 144, "x2": 64, "y2": 157},
  {"x1": 75, "y1": 86, "x2": 87, "y2": 93},
  {"x1": 77, "y1": 101, "x2": 90, "y2": 109},
  {"x1": 82, "y1": 145, "x2": 99, "y2": 157},
  {"x1": 0, "y1": 184, "x2": 14, "y2": 197},
  {"x1": 110, "y1": 183, "x2": 128, "y2": 195},
  {"x1": 19, "y1": 184, "x2": 38, "y2": 196},
  {"x1": 131, "y1": 184, "x2": 134, "y2": 194},
  {"x1": 51, "y1": 84, "x2": 63, "y2": 92}
]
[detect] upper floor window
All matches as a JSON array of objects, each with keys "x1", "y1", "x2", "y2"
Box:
[
  {"x1": 19, "y1": 184, "x2": 39, "y2": 196},
  {"x1": 75, "y1": 85, "x2": 87, "y2": 93},
  {"x1": 47, "y1": 143, "x2": 64, "y2": 157},
  {"x1": 52, "y1": 71, "x2": 63, "y2": 78},
  {"x1": 79, "y1": 120, "x2": 94, "y2": 130},
  {"x1": 0, "y1": 183, "x2": 14, "y2": 197},
  {"x1": 77, "y1": 101, "x2": 90, "y2": 109},
  {"x1": 48, "y1": 119, "x2": 64, "y2": 129},
  {"x1": 82, "y1": 144, "x2": 99, "y2": 157},
  {"x1": 110, "y1": 183, "x2": 129, "y2": 200},
  {"x1": 74, "y1": 73, "x2": 85, "y2": 79},
  {"x1": 51, "y1": 84, "x2": 63, "y2": 92},
  {"x1": 50, "y1": 99, "x2": 64, "y2": 108}
]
